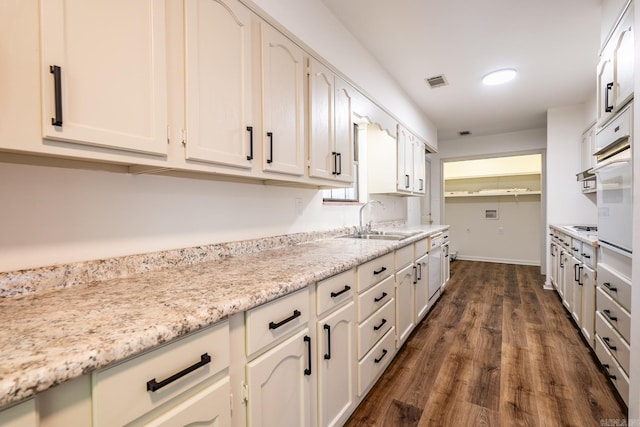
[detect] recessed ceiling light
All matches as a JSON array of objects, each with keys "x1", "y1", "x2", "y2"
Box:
[{"x1": 482, "y1": 68, "x2": 517, "y2": 86}]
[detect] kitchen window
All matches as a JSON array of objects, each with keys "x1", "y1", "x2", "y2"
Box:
[{"x1": 323, "y1": 124, "x2": 359, "y2": 203}]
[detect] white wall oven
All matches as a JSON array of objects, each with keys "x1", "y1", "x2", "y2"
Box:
[{"x1": 593, "y1": 104, "x2": 633, "y2": 255}]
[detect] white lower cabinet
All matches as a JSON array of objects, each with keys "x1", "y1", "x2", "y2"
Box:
[
  {"x1": 317, "y1": 302, "x2": 356, "y2": 427},
  {"x1": 414, "y1": 253, "x2": 429, "y2": 322},
  {"x1": 246, "y1": 329, "x2": 311, "y2": 427},
  {"x1": 395, "y1": 263, "x2": 415, "y2": 347},
  {"x1": 0, "y1": 399, "x2": 36, "y2": 427},
  {"x1": 357, "y1": 327, "x2": 396, "y2": 396}
]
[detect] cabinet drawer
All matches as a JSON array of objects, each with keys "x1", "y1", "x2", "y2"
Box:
[
  {"x1": 596, "y1": 105, "x2": 631, "y2": 153},
  {"x1": 316, "y1": 269, "x2": 355, "y2": 317},
  {"x1": 357, "y1": 327, "x2": 395, "y2": 396},
  {"x1": 570, "y1": 239, "x2": 582, "y2": 258},
  {"x1": 246, "y1": 288, "x2": 309, "y2": 356},
  {"x1": 395, "y1": 244, "x2": 413, "y2": 270},
  {"x1": 597, "y1": 263, "x2": 631, "y2": 311},
  {"x1": 146, "y1": 378, "x2": 230, "y2": 427},
  {"x1": 357, "y1": 275, "x2": 395, "y2": 322},
  {"x1": 595, "y1": 335, "x2": 629, "y2": 405},
  {"x1": 581, "y1": 244, "x2": 595, "y2": 268},
  {"x1": 429, "y1": 233, "x2": 443, "y2": 250},
  {"x1": 93, "y1": 321, "x2": 229, "y2": 427},
  {"x1": 415, "y1": 238, "x2": 428, "y2": 259},
  {"x1": 596, "y1": 288, "x2": 631, "y2": 343},
  {"x1": 357, "y1": 253, "x2": 393, "y2": 292},
  {"x1": 595, "y1": 311, "x2": 630, "y2": 374},
  {"x1": 357, "y1": 298, "x2": 394, "y2": 359}
]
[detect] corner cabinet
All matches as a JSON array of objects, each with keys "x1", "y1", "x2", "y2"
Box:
[
  {"x1": 40, "y1": 0, "x2": 168, "y2": 156},
  {"x1": 308, "y1": 59, "x2": 355, "y2": 183}
]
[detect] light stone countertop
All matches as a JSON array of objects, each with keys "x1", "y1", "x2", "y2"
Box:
[
  {"x1": 0, "y1": 225, "x2": 448, "y2": 408},
  {"x1": 549, "y1": 224, "x2": 599, "y2": 246}
]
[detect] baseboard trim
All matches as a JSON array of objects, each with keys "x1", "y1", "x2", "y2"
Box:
[{"x1": 455, "y1": 255, "x2": 540, "y2": 267}]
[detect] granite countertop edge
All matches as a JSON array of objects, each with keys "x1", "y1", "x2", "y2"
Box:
[{"x1": 0, "y1": 225, "x2": 448, "y2": 408}]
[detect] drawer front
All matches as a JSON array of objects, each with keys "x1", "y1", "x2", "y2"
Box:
[
  {"x1": 357, "y1": 253, "x2": 394, "y2": 292},
  {"x1": 441, "y1": 229, "x2": 450, "y2": 244},
  {"x1": 429, "y1": 235, "x2": 443, "y2": 250},
  {"x1": 316, "y1": 269, "x2": 356, "y2": 317},
  {"x1": 581, "y1": 244, "x2": 595, "y2": 268},
  {"x1": 246, "y1": 288, "x2": 309, "y2": 356},
  {"x1": 415, "y1": 238, "x2": 428, "y2": 259},
  {"x1": 146, "y1": 378, "x2": 230, "y2": 427},
  {"x1": 358, "y1": 275, "x2": 395, "y2": 323},
  {"x1": 358, "y1": 299, "x2": 395, "y2": 359},
  {"x1": 570, "y1": 239, "x2": 582, "y2": 258},
  {"x1": 357, "y1": 327, "x2": 396, "y2": 396},
  {"x1": 595, "y1": 335, "x2": 629, "y2": 406},
  {"x1": 93, "y1": 321, "x2": 229, "y2": 427},
  {"x1": 395, "y1": 244, "x2": 414, "y2": 270},
  {"x1": 556, "y1": 233, "x2": 570, "y2": 250},
  {"x1": 595, "y1": 311, "x2": 630, "y2": 374},
  {"x1": 596, "y1": 105, "x2": 631, "y2": 152},
  {"x1": 597, "y1": 263, "x2": 631, "y2": 311},
  {"x1": 596, "y1": 288, "x2": 631, "y2": 343}
]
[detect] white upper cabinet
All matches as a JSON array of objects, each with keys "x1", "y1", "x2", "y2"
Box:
[
  {"x1": 260, "y1": 23, "x2": 305, "y2": 176},
  {"x1": 184, "y1": 0, "x2": 254, "y2": 168},
  {"x1": 396, "y1": 124, "x2": 425, "y2": 195},
  {"x1": 597, "y1": 2, "x2": 634, "y2": 125},
  {"x1": 308, "y1": 59, "x2": 355, "y2": 183},
  {"x1": 40, "y1": 0, "x2": 168, "y2": 155}
]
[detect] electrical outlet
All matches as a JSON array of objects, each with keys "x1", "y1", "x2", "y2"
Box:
[
  {"x1": 498, "y1": 227, "x2": 504, "y2": 234},
  {"x1": 294, "y1": 197, "x2": 303, "y2": 216}
]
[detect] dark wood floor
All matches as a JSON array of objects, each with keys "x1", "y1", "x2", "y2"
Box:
[{"x1": 345, "y1": 260, "x2": 627, "y2": 427}]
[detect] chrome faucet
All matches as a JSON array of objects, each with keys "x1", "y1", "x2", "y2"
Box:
[{"x1": 359, "y1": 200, "x2": 384, "y2": 234}]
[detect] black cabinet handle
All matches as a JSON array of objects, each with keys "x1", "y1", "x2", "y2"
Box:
[
  {"x1": 574, "y1": 264, "x2": 580, "y2": 282},
  {"x1": 332, "y1": 152, "x2": 338, "y2": 175},
  {"x1": 417, "y1": 263, "x2": 422, "y2": 281},
  {"x1": 304, "y1": 335, "x2": 311, "y2": 375},
  {"x1": 419, "y1": 178, "x2": 424, "y2": 191},
  {"x1": 374, "y1": 292, "x2": 388, "y2": 303},
  {"x1": 603, "y1": 282, "x2": 618, "y2": 292},
  {"x1": 246, "y1": 126, "x2": 254, "y2": 160},
  {"x1": 373, "y1": 266, "x2": 387, "y2": 275},
  {"x1": 50, "y1": 65, "x2": 63, "y2": 126},
  {"x1": 413, "y1": 265, "x2": 418, "y2": 284},
  {"x1": 269, "y1": 309, "x2": 301, "y2": 330},
  {"x1": 323, "y1": 324, "x2": 331, "y2": 360},
  {"x1": 330, "y1": 285, "x2": 351, "y2": 298},
  {"x1": 605, "y1": 82, "x2": 614, "y2": 112},
  {"x1": 373, "y1": 318, "x2": 387, "y2": 331},
  {"x1": 551, "y1": 244, "x2": 555, "y2": 257},
  {"x1": 582, "y1": 254, "x2": 591, "y2": 259},
  {"x1": 405, "y1": 174, "x2": 410, "y2": 188},
  {"x1": 266, "y1": 132, "x2": 273, "y2": 163},
  {"x1": 572, "y1": 248, "x2": 579, "y2": 252},
  {"x1": 374, "y1": 349, "x2": 388, "y2": 364},
  {"x1": 603, "y1": 309, "x2": 618, "y2": 322},
  {"x1": 146, "y1": 353, "x2": 211, "y2": 392},
  {"x1": 336, "y1": 152, "x2": 342, "y2": 175},
  {"x1": 578, "y1": 266, "x2": 583, "y2": 286},
  {"x1": 602, "y1": 337, "x2": 617, "y2": 351}
]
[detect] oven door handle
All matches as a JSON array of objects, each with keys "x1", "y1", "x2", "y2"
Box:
[{"x1": 591, "y1": 157, "x2": 631, "y2": 173}]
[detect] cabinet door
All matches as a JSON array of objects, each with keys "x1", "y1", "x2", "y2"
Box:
[
  {"x1": 581, "y1": 264, "x2": 596, "y2": 346},
  {"x1": 308, "y1": 60, "x2": 335, "y2": 180},
  {"x1": 317, "y1": 302, "x2": 356, "y2": 427},
  {"x1": 0, "y1": 399, "x2": 36, "y2": 427},
  {"x1": 562, "y1": 251, "x2": 574, "y2": 311},
  {"x1": 441, "y1": 243, "x2": 450, "y2": 287},
  {"x1": 596, "y1": 54, "x2": 614, "y2": 124},
  {"x1": 550, "y1": 242, "x2": 558, "y2": 288},
  {"x1": 333, "y1": 77, "x2": 355, "y2": 183},
  {"x1": 414, "y1": 254, "x2": 429, "y2": 322},
  {"x1": 260, "y1": 23, "x2": 305, "y2": 176},
  {"x1": 580, "y1": 126, "x2": 596, "y2": 172},
  {"x1": 396, "y1": 125, "x2": 413, "y2": 193},
  {"x1": 40, "y1": 0, "x2": 168, "y2": 155},
  {"x1": 246, "y1": 329, "x2": 311, "y2": 427},
  {"x1": 613, "y1": 5, "x2": 634, "y2": 108},
  {"x1": 146, "y1": 378, "x2": 230, "y2": 427},
  {"x1": 571, "y1": 258, "x2": 583, "y2": 325},
  {"x1": 413, "y1": 140, "x2": 425, "y2": 194},
  {"x1": 184, "y1": 0, "x2": 254, "y2": 168},
  {"x1": 395, "y1": 263, "x2": 415, "y2": 346}
]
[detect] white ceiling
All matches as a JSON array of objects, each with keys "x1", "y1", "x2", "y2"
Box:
[{"x1": 320, "y1": 0, "x2": 602, "y2": 141}]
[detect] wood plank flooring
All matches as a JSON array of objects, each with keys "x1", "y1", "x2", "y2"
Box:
[{"x1": 345, "y1": 260, "x2": 627, "y2": 427}]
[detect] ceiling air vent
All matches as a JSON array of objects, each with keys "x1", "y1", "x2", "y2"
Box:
[
  {"x1": 459, "y1": 130, "x2": 471, "y2": 136},
  {"x1": 425, "y1": 74, "x2": 448, "y2": 89}
]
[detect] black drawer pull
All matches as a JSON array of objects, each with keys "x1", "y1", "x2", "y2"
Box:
[
  {"x1": 330, "y1": 285, "x2": 351, "y2": 298},
  {"x1": 374, "y1": 349, "x2": 388, "y2": 364},
  {"x1": 266, "y1": 132, "x2": 273, "y2": 163},
  {"x1": 373, "y1": 318, "x2": 387, "y2": 331},
  {"x1": 603, "y1": 282, "x2": 618, "y2": 292},
  {"x1": 304, "y1": 335, "x2": 312, "y2": 375},
  {"x1": 323, "y1": 324, "x2": 331, "y2": 360},
  {"x1": 605, "y1": 82, "x2": 614, "y2": 112},
  {"x1": 603, "y1": 337, "x2": 617, "y2": 351},
  {"x1": 373, "y1": 266, "x2": 387, "y2": 275},
  {"x1": 146, "y1": 353, "x2": 211, "y2": 392},
  {"x1": 269, "y1": 309, "x2": 301, "y2": 329},
  {"x1": 609, "y1": 374, "x2": 617, "y2": 380},
  {"x1": 332, "y1": 151, "x2": 338, "y2": 175},
  {"x1": 374, "y1": 292, "x2": 388, "y2": 303},
  {"x1": 572, "y1": 248, "x2": 579, "y2": 252},
  {"x1": 50, "y1": 65, "x2": 63, "y2": 126},
  {"x1": 582, "y1": 254, "x2": 591, "y2": 259},
  {"x1": 603, "y1": 309, "x2": 618, "y2": 322},
  {"x1": 246, "y1": 126, "x2": 254, "y2": 160}
]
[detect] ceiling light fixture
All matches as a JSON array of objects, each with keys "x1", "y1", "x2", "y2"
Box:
[{"x1": 482, "y1": 68, "x2": 517, "y2": 86}]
